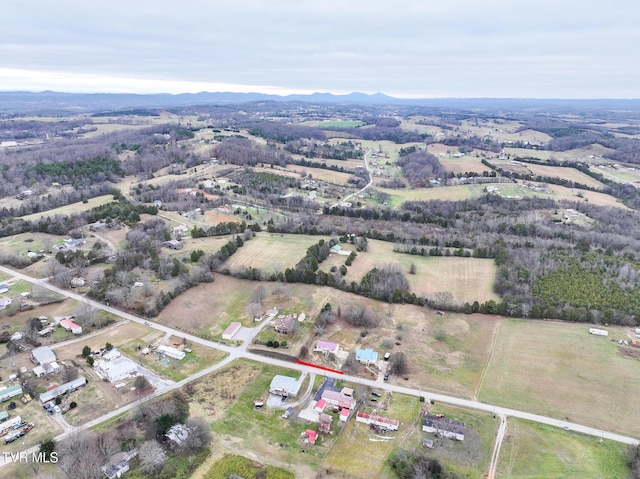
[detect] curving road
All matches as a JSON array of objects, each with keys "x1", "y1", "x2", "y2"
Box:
[{"x1": 0, "y1": 264, "x2": 638, "y2": 471}]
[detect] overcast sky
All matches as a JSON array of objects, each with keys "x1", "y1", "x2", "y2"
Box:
[{"x1": 1, "y1": 1, "x2": 639, "y2": 98}]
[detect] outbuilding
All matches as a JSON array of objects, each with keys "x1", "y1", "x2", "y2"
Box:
[
  {"x1": 156, "y1": 345, "x2": 185, "y2": 360},
  {"x1": 222, "y1": 322, "x2": 241, "y2": 340}
]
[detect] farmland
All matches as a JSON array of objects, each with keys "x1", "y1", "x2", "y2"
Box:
[
  {"x1": 19, "y1": 194, "x2": 115, "y2": 221},
  {"x1": 323, "y1": 238, "x2": 499, "y2": 304},
  {"x1": 223, "y1": 232, "x2": 326, "y2": 274},
  {"x1": 479, "y1": 319, "x2": 640, "y2": 437},
  {"x1": 497, "y1": 419, "x2": 628, "y2": 479},
  {"x1": 491, "y1": 160, "x2": 606, "y2": 189}
]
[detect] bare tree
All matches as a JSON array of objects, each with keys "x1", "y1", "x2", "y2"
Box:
[
  {"x1": 134, "y1": 375, "x2": 152, "y2": 393},
  {"x1": 251, "y1": 285, "x2": 266, "y2": 304},
  {"x1": 95, "y1": 432, "x2": 119, "y2": 463},
  {"x1": 246, "y1": 302, "x2": 262, "y2": 320},
  {"x1": 58, "y1": 430, "x2": 102, "y2": 479},
  {"x1": 389, "y1": 352, "x2": 408, "y2": 376},
  {"x1": 272, "y1": 282, "x2": 289, "y2": 301},
  {"x1": 175, "y1": 417, "x2": 212, "y2": 454},
  {"x1": 61, "y1": 364, "x2": 79, "y2": 383},
  {"x1": 75, "y1": 302, "x2": 98, "y2": 327},
  {"x1": 138, "y1": 440, "x2": 166, "y2": 475}
]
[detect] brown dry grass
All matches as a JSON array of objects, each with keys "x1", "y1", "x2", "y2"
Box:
[
  {"x1": 323, "y1": 239, "x2": 499, "y2": 304},
  {"x1": 223, "y1": 232, "x2": 321, "y2": 273},
  {"x1": 480, "y1": 320, "x2": 640, "y2": 436}
]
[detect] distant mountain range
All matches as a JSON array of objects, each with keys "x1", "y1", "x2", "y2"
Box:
[{"x1": 1, "y1": 90, "x2": 639, "y2": 114}]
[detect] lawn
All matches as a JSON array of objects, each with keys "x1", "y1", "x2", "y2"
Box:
[
  {"x1": 0, "y1": 232, "x2": 63, "y2": 256},
  {"x1": 324, "y1": 393, "x2": 423, "y2": 478},
  {"x1": 376, "y1": 184, "x2": 489, "y2": 207},
  {"x1": 479, "y1": 319, "x2": 640, "y2": 436},
  {"x1": 497, "y1": 418, "x2": 629, "y2": 479},
  {"x1": 118, "y1": 334, "x2": 227, "y2": 382},
  {"x1": 205, "y1": 360, "x2": 322, "y2": 477}
]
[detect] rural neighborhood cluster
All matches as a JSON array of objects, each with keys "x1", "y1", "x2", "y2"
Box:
[{"x1": 1, "y1": 93, "x2": 640, "y2": 479}]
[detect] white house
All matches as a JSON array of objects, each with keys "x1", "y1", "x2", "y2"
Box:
[
  {"x1": 315, "y1": 340, "x2": 340, "y2": 355},
  {"x1": 39, "y1": 376, "x2": 87, "y2": 403},
  {"x1": 60, "y1": 319, "x2": 83, "y2": 335},
  {"x1": 269, "y1": 375, "x2": 303, "y2": 397},
  {"x1": 31, "y1": 346, "x2": 56, "y2": 365},
  {"x1": 156, "y1": 345, "x2": 185, "y2": 360},
  {"x1": 97, "y1": 358, "x2": 138, "y2": 383}
]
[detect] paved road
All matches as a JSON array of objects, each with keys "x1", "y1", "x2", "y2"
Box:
[
  {"x1": 0, "y1": 264, "x2": 638, "y2": 470},
  {"x1": 329, "y1": 150, "x2": 373, "y2": 209}
]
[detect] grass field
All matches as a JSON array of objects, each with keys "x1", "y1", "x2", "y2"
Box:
[
  {"x1": 492, "y1": 160, "x2": 606, "y2": 190},
  {"x1": 325, "y1": 239, "x2": 499, "y2": 304},
  {"x1": 19, "y1": 195, "x2": 115, "y2": 221},
  {"x1": 376, "y1": 184, "x2": 489, "y2": 207},
  {"x1": 438, "y1": 155, "x2": 495, "y2": 175},
  {"x1": 206, "y1": 361, "x2": 322, "y2": 477},
  {"x1": 324, "y1": 393, "x2": 424, "y2": 478},
  {"x1": 497, "y1": 419, "x2": 629, "y2": 478},
  {"x1": 119, "y1": 334, "x2": 227, "y2": 382},
  {"x1": 284, "y1": 164, "x2": 353, "y2": 185},
  {"x1": 0, "y1": 232, "x2": 64, "y2": 256},
  {"x1": 224, "y1": 232, "x2": 325, "y2": 274},
  {"x1": 479, "y1": 319, "x2": 640, "y2": 436}
]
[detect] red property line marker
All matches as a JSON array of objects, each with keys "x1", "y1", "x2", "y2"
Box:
[{"x1": 295, "y1": 360, "x2": 343, "y2": 374}]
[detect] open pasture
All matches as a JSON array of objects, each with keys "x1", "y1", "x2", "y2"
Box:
[
  {"x1": 328, "y1": 239, "x2": 499, "y2": 305},
  {"x1": 525, "y1": 163, "x2": 606, "y2": 189},
  {"x1": 492, "y1": 160, "x2": 605, "y2": 189},
  {"x1": 19, "y1": 194, "x2": 115, "y2": 221},
  {"x1": 480, "y1": 319, "x2": 640, "y2": 437},
  {"x1": 375, "y1": 184, "x2": 489, "y2": 207},
  {"x1": 497, "y1": 419, "x2": 628, "y2": 479},
  {"x1": 223, "y1": 232, "x2": 323, "y2": 273},
  {"x1": 285, "y1": 164, "x2": 353, "y2": 185}
]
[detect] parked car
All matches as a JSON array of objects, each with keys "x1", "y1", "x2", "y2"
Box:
[
  {"x1": 371, "y1": 391, "x2": 381, "y2": 397},
  {"x1": 383, "y1": 373, "x2": 390, "y2": 381},
  {"x1": 369, "y1": 398, "x2": 377, "y2": 402},
  {"x1": 7, "y1": 401, "x2": 16, "y2": 410}
]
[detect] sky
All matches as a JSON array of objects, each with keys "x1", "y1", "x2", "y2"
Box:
[{"x1": 1, "y1": 0, "x2": 639, "y2": 99}]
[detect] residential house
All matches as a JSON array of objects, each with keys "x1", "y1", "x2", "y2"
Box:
[
  {"x1": 0, "y1": 384, "x2": 23, "y2": 403},
  {"x1": 172, "y1": 224, "x2": 189, "y2": 236},
  {"x1": 315, "y1": 340, "x2": 340, "y2": 355},
  {"x1": 321, "y1": 389, "x2": 356, "y2": 410},
  {"x1": 31, "y1": 346, "x2": 56, "y2": 365},
  {"x1": 156, "y1": 345, "x2": 185, "y2": 360},
  {"x1": 166, "y1": 424, "x2": 189, "y2": 447},
  {"x1": 0, "y1": 298, "x2": 11, "y2": 310},
  {"x1": 355, "y1": 348, "x2": 378, "y2": 365},
  {"x1": 60, "y1": 319, "x2": 83, "y2": 335},
  {"x1": 422, "y1": 414, "x2": 466, "y2": 441},
  {"x1": 356, "y1": 411, "x2": 400, "y2": 431},
  {"x1": 97, "y1": 358, "x2": 138, "y2": 383},
  {"x1": 101, "y1": 450, "x2": 138, "y2": 479},
  {"x1": 39, "y1": 376, "x2": 87, "y2": 403},
  {"x1": 274, "y1": 315, "x2": 295, "y2": 334},
  {"x1": 339, "y1": 408, "x2": 351, "y2": 422},
  {"x1": 164, "y1": 240, "x2": 184, "y2": 250},
  {"x1": 269, "y1": 375, "x2": 303, "y2": 397}
]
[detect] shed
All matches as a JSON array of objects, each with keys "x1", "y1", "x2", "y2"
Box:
[
  {"x1": 422, "y1": 414, "x2": 465, "y2": 441},
  {"x1": 314, "y1": 399, "x2": 327, "y2": 413},
  {"x1": 222, "y1": 322, "x2": 241, "y2": 340},
  {"x1": 31, "y1": 346, "x2": 56, "y2": 365},
  {"x1": 339, "y1": 408, "x2": 351, "y2": 422},
  {"x1": 304, "y1": 429, "x2": 317, "y2": 445},
  {"x1": 33, "y1": 366, "x2": 46, "y2": 378}
]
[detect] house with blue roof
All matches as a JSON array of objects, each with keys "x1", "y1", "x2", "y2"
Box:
[{"x1": 355, "y1": 348, "x2": 378, "y2": 365}]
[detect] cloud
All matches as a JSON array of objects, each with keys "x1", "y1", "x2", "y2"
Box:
[{"x1": 1, "y1": 0, "x2": 639, "y2": 97}]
